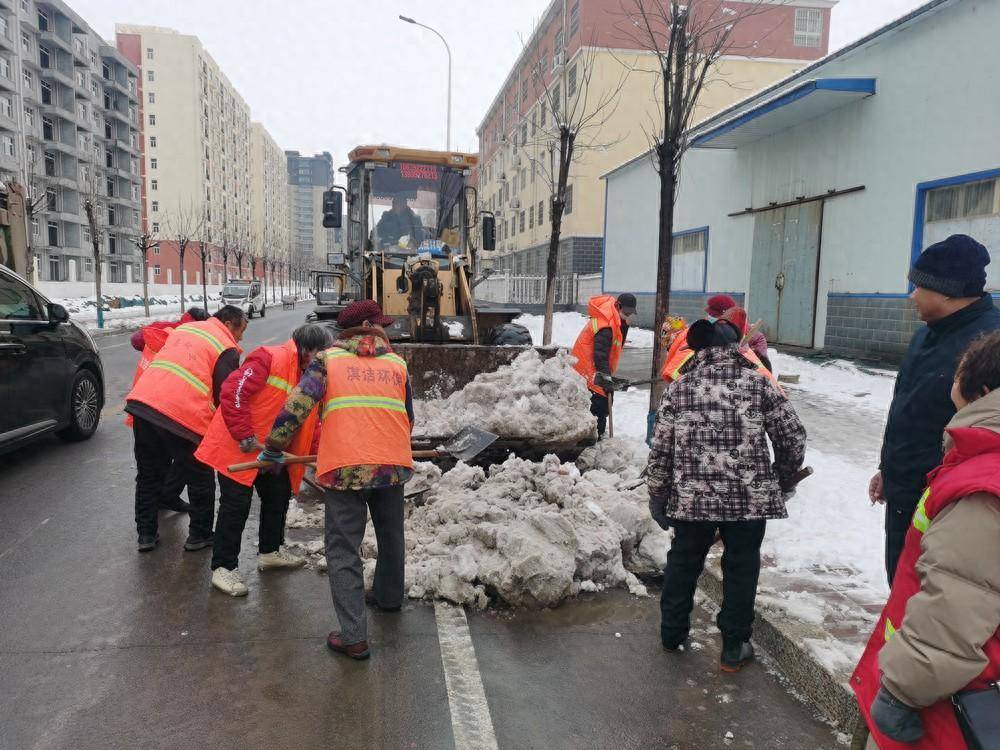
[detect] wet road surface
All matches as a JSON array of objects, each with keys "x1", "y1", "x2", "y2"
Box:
[{"x1": 0, "y1": 306, "x2": 844, "y2": 749}]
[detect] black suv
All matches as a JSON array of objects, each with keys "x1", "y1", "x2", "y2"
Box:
[{"x1": 0, "y1": 265, "x2": 104, "y2": 454}]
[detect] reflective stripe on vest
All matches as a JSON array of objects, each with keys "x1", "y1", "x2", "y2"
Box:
[
  {"x1": 147, "y1": 359, "x2": 210, "y2": 395},
  {"x1": 884, "y1": 618, "x2": 896, "y2": 642},
  {"x1": 323, "y1": 395, "x2": 408, "y2": 416},
  {"x1": 912, "y1": 489, "x2": 931, "y2": 533},
  {"x1": 176, "y1": 324, "x2": 227, "y2": 353},
  {"x1": 266, "y1": 375, "x2": 293, "y2": 393}
]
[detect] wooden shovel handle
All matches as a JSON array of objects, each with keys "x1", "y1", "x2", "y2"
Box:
[
  {"x1": 227, "y1": 454, "x2": 318, "y2": 472},
  {"x1": 411, "y1": 450, "x2": 445, "y2": 459}
]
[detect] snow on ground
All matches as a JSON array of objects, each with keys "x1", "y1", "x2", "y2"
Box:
[
  {"x1": 769, "y1": 349, "x2": 896, "y2": 414},
  {"x1": 514, "y1": 311, "x2": 654, "y2": 349}
]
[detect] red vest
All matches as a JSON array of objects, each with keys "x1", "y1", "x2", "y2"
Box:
[
  {"x1": 195, "y1": 340, "x2": 315, "y2": 492},
  {"x1": 316, "y1": 347, "x2": 413, "y2": 477},
  {"x1": 853, "y1": 427, "x2": 1000, "y2": 750},
  {"x1": 126, "y1": 318, "x2": 238, "y2": 438},
  {"x1": 571, "y1": 295, "x2": 623, "y2": 396},
  {"x1": 125, "y1": 326, "x2": 174, "y2": 428}
]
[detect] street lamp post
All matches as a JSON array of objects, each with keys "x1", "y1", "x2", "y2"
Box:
[{"x1": 399, "y1": 14, "x2": 451, "y2": 151}]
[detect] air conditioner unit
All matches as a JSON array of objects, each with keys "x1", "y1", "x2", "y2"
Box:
[{"x1": 511, "y1": 199, "x2": 521, "y2": 210}]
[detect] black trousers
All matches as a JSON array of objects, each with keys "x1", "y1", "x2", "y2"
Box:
[
  {"x1": 161, "y1": 462, "x2": 186, "y2": 506},
  {"x1": 133, "y1": 416, "x2": 215, "y2": 539},
  {"x1": 660, "y1": 519, "x2": 767, "y2": 647},
  {"x1": 211, "y1": 471, "x2": 292, "y2": 571},
  {"x1": 884, "y1": 494, "x2": 920, "y2": 585},
  {"x1": 590, "y1": 393, "x2": 609, "y2": 437}
]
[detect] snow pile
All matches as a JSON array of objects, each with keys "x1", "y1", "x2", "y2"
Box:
[
  {"x1": 514, "y1": 312, "x2": 654, "y2": 349},
  {"x1": 414, "y1": 348, "x2": 597, "y2": 442}
]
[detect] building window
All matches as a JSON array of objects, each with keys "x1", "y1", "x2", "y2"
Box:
[
  {"x1": 564, "y1": 184, "x2": 573, "y2": 215},
  {"x1": 540, "y1": 100, "x2": 546, "y2": 126},
  {"x1": 529, "y1": 205, "x2": 535, "y2": 229},
  {"x1": 149, "y1": 136, "x2": 156, "y2": 148},
  {"x1": 22, "y1": 68, "x2": 31, "y2": 90},
  {"x1": 148, "y1": 113, "x2": 156, "y2": 126},
  {"x1": 108, "y1": 234, "x2": 117, "y2": 255},
  {"x1": 147, "y1": 69, "x2": 154, "y2": 82},
  {"x1": 538, "y1": 199, "x2": 544, "y2": 224},
  {"x1": 794, "y1": 8, "x2": 823, "y2": 48},
  {"x1": 1, "y1": 134, "x2": 13, "y2": 157},
  {"x1": 48, "y1": 255, "x2": 60, "y2": 280},
  {"x1": 150, "y1": 158, "x2": 157, "y2": 169},
  {"x1": 154, "y1": 264, "x2": 160, "y2": 276},
  {"x1": 147, "y1": 47, "x2": 154, "y2": 60},
  {"x1": 150, "y1": 178, "x2": 158, "y2": 190},
  {"x1": 148, "y1": 92, "x2": 155, "y2": 104},
  {"x1": 151, "y1": 200, "x2": 158, "y2": 212},
  {"x1": 0, "y1": 57, "x2": 8, "y2": 80},
  {"x1": 926, "y1": 178, "x2": 998, "y2": 222},
  {"x1": 0, "y1": 95, "x2": 10, "y2": 119},
  {"x1": 38, "y1": 46, "x2": 49, "y2": 69},
  {"x1": 40, "y1": 80, "x2": 51, "y2": 104},
  {"x1": 36, "y1": 9, "x2": 48, "y2": 30},
  {"x1": 554, "y1": 30, "x2": 564, "y2": 60},
  {"x1": 84, "y1": 258, "x2": 92, "y2": 272},
  {"x1": 42, "y1": 116, "x2": 53, "y2": 139},
  {"x1": 568, "y1": 64, "x2": 578, "y2": 97},
  {"x1": 153, "y1": 243, "x2": 160, "y2": 255},
  {"x1": 106, "y1": 177, "x2": 114, "y2": 197},
  {"x1": 151, "y1": 221, "x2": 159, "y2": 233},
  {"x1": 569, "y1": 1, "x2": 580, "y2": 36},
  {"x1": 671, "y1": 228, "x2": 708, "y2": 291},
  {"x1": 31, "y1": 218, "x2": 39, "y2": 238},
  {"x1": 519, "y1": 210, "x2": 525, "y2": 233},
  {"x1": 131, "y1": 184, "x2": 139, "y2": 201},
  {"x1": 47, "y1": 221, "x2": 58, "y2": 247},
  {"x1": 0, "y1": 17, "x2": 7, "y2": 39},
  {"x1": 20, "y1": 30, "x2": 30, "y2": 55}
]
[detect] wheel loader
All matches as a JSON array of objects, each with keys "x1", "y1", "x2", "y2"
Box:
[{"x1": 308, "y1": 145, "x2": 535, "y2": 396}]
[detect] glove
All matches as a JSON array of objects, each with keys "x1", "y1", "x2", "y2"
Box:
[
  {"x1": 648, "y1": 494, "x2": 671, "y2": 531},
  {"x1": 239, "y1": 436, "x2": 263, "y2": 454},
  {"x1": 594, "y1": 372, "x2": 616, "y2": 392},
  {"x1": 256, "y1": 448, "x2": 286, "y2": 474},
  {"x1": 871, "y1": 686, "x2": 924, "y2": 743}
]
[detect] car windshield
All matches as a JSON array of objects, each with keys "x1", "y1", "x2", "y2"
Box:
[
  {"x1": 222, "y1": 284, "x2": 250, "y2": 298},
  {"x1": 369, "y1": 163, "x2": 463, "y2": 251}
]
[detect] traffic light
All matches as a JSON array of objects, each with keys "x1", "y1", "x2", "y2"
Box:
[{"x1": 322, "y1": 189, "x2": 342, "y2": 229}]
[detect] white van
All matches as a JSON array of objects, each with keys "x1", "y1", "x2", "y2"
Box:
[{"x1": 220, "y1": 279, "x2": 266, "y2": 318}]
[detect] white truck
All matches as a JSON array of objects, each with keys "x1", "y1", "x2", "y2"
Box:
[{"x1": 220, "y1": 279, "x2": 266, "y2": 318}]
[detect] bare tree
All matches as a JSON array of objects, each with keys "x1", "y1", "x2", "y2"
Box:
[
  {"x1": 615, "y1": 0, "x2": 778, "y2": 410},
  {"x1": 164, "y1": 202, "x2": 204, "y2": 306},
  {"x1": 129, "y1": 227, "x2": 159, "y2": 317},
  {"x1": 12, "y1": 152, "x2": 48, "y2": 284},
  {"x1": 195, "y1": 217, "x2": 213, "y2": 308},
  {"x1": 520, "y1": 35, "x2": 628, "y2": 345},
  {"x1": 232, "y1": 228, "x2": 247, "y2": 278},
  {"x1": 82, "y1": 155, "x2": 107, "y2": 328}
]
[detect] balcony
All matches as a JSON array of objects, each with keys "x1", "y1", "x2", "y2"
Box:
[
  {"x1": 0, "y1": 72, "x2": 15, "y2": 93},
  {"x1": 45, "y1": 139, "x2": 78, "y2": 157},
  {"x1": 105, "y1": 106, "x2": 129, "y2": 125},
  {"x1": 42, "y1": 172, "x2": 78, "y2": 190},
  {"x1": 40, "y1": 64, "x2": 75, "y2": 90},
  {"x1": 103, "y1": 76, "x2": 129, "y2": 97},
  {"x1": 0, "y1": 33, "x2": 14, "y2": 53},
  {"x1": 72, "y1": 39, "x2": 88, "y2": 67},
  {"x1": 39, "y1": 30, "x2": 72, "y2": 55}
]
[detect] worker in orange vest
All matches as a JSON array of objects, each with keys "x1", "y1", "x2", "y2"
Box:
[
  {"x1": 258, "y1": 300, "x2": 414, "y2": 660},
  {"x1": 125, "y1": 305, "x2": 248, "y2": 553},
  {"x1": 571, "y1": 293, "x2": 638, "y2": 438},
  {"x1": 127, "y1": 307, "x2": 209, "y2": 514},
  {"x1": 195, "y1": 324, "x2": 331, "y2": 597}
]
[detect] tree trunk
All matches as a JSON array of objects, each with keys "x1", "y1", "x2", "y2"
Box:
[
  {"x1": 543, "y1": 130, "x2": 574, "y2": 346},
  {"x1": 92, "y1": 238, "x2": 103, "y2": 329},
  {"x1": 142, "y1": 249, "x2": 150, "y2": 317},
  {"x1": 648, "y1": 144, "x2": 678, "y2": 412},
  {"x1": 179, "y1": 243, "x2": 186, "y2": 308},
  {"x1": 201, "y1": 247, "x2": 208, "y2": 308}
]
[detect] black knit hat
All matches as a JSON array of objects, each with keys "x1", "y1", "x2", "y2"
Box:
[
  {"x1": 908, "y1": 235, "x2": 990, "y2": 298},
  {"x1": 688, "y1": 319, "x2": 740, "y2": 352},
  {"x1": 617, "y1": 293, "x2": 637, "y2": 311}
]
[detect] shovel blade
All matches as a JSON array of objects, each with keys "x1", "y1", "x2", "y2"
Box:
[{"x1": 439, "y1": 425, "x2": 499, "y2": 462}]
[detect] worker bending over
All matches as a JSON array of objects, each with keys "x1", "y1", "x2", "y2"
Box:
[
  {"x1": 196, "y1": 324, "x2": 331, "y2": 597},
  {"x1": 259, "y1": 300, "x2": 414, "y2": 660},
  {"x1": 572, "y1": 293, "x2": 637, "y2": 438},
  {"x1": 125, "y1": 305, "x2": 248, "y2": 552}
]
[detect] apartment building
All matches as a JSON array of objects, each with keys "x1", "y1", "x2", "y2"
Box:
[
  {"x1": 286, "y1": 150, "x2": 335, "y2": 270},
  {"x1": 0, "y1": 0, "x2": 142, "y2": 283},
  {"x1": 117, "y1": 25, "x2": 258, "y2": 287},
  {"x1": 249, "y1": 121, "x2": 290, "y2": 271},
  {"x1": 475, "y1": 0, "x2": 835, "y2": 276}
]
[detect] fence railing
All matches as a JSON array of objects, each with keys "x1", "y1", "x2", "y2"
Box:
[{"x1": 476, "y1": 271, "x2": 602, "y2": 306}]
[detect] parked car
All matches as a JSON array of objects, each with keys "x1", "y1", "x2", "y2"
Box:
[
  {"x1": 0, "y1": 265, "x2": 104, "y2": 454},
  {"x1": 220, "y1": 278, "x2": 266, "y2": 318}
]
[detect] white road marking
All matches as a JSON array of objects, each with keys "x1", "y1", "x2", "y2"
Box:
[{"x1": 433, "y1": 602, "x2": 499, "y2": 750}]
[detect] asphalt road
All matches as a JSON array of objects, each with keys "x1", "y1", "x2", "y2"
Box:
[{"x1": 0, "y1": 305, "x2": 845, "y2": 750}]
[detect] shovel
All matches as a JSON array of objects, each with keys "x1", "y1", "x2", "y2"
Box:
[{"x1": 227, "y1": 426, "x2": 499, "y2": 473}]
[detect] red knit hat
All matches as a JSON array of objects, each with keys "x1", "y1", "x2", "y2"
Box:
[
  {"x1": 337, "y1": 300, "x2": 394, "y2": 328},
  {"x1": 705, "y1": 294, "x2": 737, "y2": 318}
]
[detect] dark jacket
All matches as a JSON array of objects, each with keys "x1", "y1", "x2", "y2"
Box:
[
  {"x1": 647, "y1": 346, "x2": 807, "y2": 522},
  {"x1": 592, "y1": 323, "x2": 629, "y2": 377},
  {"x1": 880, "y1": 295, "x2": 1000, "y2": 506}
]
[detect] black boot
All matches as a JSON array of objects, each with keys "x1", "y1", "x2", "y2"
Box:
[
  {"x1": 159, "y1": 496, "x2": 192, "y2": 513},
  {"x1": 720, "y1": 638, "x2": 754, "y2": 672}
]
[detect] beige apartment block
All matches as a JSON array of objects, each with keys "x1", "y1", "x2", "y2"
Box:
[
  {"x1": 117, "y1": 25, "x2": 255, "y2": 285},
  {"x1": 250, "y1": 122, "x2": 290, "y2": 268},
  {"x1": 476, "y1": 0, "x2": 835, "y2": 276}
]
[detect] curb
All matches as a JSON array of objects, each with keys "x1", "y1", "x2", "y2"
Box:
[{"x1": 698, "y1": 559, "x2": 861, "y2": 734}]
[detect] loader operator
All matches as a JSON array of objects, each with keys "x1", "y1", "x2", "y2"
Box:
[
  {"x1": 195, "y1": 324, "x2": 331, "y2": 597},
  {"x1": 257, "y1": 300, "x2": 415, "y2": 660},
  {"x1": 125, "y1": 305, "x2": 248, "y2": 553},
  {"x1": 572, "y1": 293, "x2": 638, "y2": 438},
  {"x1": 376, "y1": 195, "x2": 425, "y2": 248}
]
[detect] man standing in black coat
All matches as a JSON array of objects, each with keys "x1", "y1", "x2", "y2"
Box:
[{"x1": 870, "y1": 234, "x2": 1000, "y2": 583}]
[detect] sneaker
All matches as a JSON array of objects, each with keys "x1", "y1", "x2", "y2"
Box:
[
  {"x1": 211, "y1": 567, "x2": 249, "y2": 597},
  {"x1": 364, "y1": 591, "x2": 401, "y2": 613},
  {"x1": 159, "y1": 497, "x2": 191, "y2": 513},
  {"x1": 184, "y1": 533, "x2": 214, "y2": 551},
  {"x1": 720, "y1": 639, "x2": 755, "y2": 673},
  {"x1": 137, "y1": 534, "x2": 159, "y2": 552},
  {"x1": 326, "y1": 631, "x2": 370, "y2": 660},
  {"x1": 258, "y1": 548, "x2": 306, "y2": 571}
]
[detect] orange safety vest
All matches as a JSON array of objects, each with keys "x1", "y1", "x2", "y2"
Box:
[
  {"x1": 126, "y1": 317, "x2": 238, "y2": 438},
  {"x1": 571, "y1": 295, "x2": 624, "y2": 397},
  {"x1": 316, "y1": 347, "x2": 413, "y2": 477},
  {"x1": 195, "y1": 340, "x2": 316, "y2": 492},
  {"x1": 659, "y1": 326, "x2": 779, "y2": 388},
  {"x1": 125, "y1": 326, "x2": 174, "y2": 428}
]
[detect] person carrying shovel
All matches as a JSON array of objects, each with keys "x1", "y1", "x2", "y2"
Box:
[{"x1": 255, "y1": 300, "x2": 414, "y2": 660}]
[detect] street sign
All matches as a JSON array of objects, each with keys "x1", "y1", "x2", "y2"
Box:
[{"x1": 327, "y1": 252, "x2": 346, "y2": 266}]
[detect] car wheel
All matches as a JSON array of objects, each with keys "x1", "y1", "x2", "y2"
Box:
[
  {"x1": 247, "y1": 305, "x2": 255, "y2": 319},
  {"x1": 57, "y1": 369, "x2": 102, "y2": 442}
]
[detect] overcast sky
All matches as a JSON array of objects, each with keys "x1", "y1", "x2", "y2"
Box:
[{"x1": 72, "y1": 0, "x2": 928, "y2": 172}]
